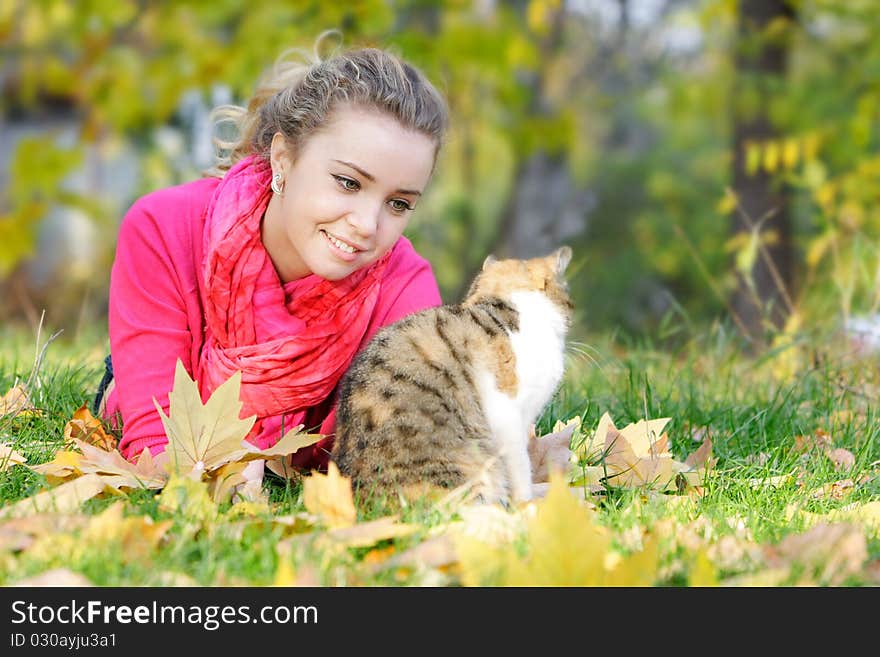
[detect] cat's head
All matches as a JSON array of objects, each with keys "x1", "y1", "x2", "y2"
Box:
[{"x1": 465, "y1": 246, "x2": 574, "y2": 316}]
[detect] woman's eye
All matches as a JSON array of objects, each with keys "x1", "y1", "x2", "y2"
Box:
[
  {"x1": 334, "y1": 175, "x2": 360, "y2": 191},
  {"x1": 389, "y1": 199, "x2": 413, "y2": 213}
]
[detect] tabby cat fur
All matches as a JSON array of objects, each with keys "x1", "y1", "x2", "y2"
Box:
[{"x1": 331, "y1": 246, "x2": 573, "y2": 504}]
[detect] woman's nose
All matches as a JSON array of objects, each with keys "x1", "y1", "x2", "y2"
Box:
[{"x1": 345, "y1": 203, "x2": 380, "y2": 238}]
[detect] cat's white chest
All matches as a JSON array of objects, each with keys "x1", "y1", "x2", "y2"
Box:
[
  {"x1": 508, "y1": 290, "x2": 567, "y2": 419},
  {"x1": 473, "y1": 290, "x2": 568, "y2": 502}
]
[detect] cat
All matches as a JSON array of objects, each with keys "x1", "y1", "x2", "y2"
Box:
[{"x1": 331, "y1": 246, "x2": 573, "y2": 505}]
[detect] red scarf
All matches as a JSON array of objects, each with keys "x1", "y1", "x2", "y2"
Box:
[{"x1": 199, "y1": 155, "x2": 391, "y2": 436}]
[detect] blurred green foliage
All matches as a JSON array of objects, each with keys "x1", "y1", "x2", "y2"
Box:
[{"x1": 1, "y1": 0, "x2": 879, "y2": 341}]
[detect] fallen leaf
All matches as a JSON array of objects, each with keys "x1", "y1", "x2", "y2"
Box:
[
  {"x1": 604, "y1": 425, "x2": 675, "y2": 489},
  {"x1": 73, "y1": 439, "x2": 167, "y2": 490},
  {"x1": 0, "y1": 527, "x2": 34, "y2": 552},
  {"x1": 240, "y1": 425, "x2": 323, "y2": 462},
  {"x1": 369, "y1": 535, "x2": 459, "y2": 574},
  {"x1": 0, "y1": 513, "x2": 90, "y2": 552},
  {"x1": 827, "y1": 448, "x2": 856, "y2": 471},
  {"x1": 314, "y1": 516, "x2": 420, "y2": 551},
  {"x1": 674, "y1": 436, "x2": 718, "y2": 490},
  {"x1": 81, "y1": 502, "x2": 173, "y2": 562},
  {"x1": 0, "y1": 443, "x2": 27, "y2": 472},
  {"x1": 793, "y1": 428, "x2": 832, "y2": 454},
  {"x1": 0, "y1": 385, "x2": 40, "y2": 417},
  {"x1": 763, "y1": 523, "x2": 867, "y2": 586},
  {"x1": 576, "y1": 412, "x2": 616, "y2": 462},
  {"x1": 808, "y1": 479, "x2": 855, "y2": 500},
  {"x1": 29, "y1": 450, "x2": 83, "y2": 485},
  {"x1": 12, "y1": 568, "x2": 94, "y2": 587},
  {"x1": 583, "y1": 413, "x2": 697, "y2": 491},
  {"x1": 528, "y1": 418, "x2": 578, "y2": 483},
  {"x1": 155, "y1": 359, "x2": 257, "y2": 477},
  {"x1": 272, "y1": 541, "x2": 321, "y2": 587},
  {"x1": 63, "y1": 403, "x2": 117, "y2": 451},
  {"x1": 455, "y1": 471, "x2": 657, "y2": 586},
  {"x1": 456, "y1": 503, "x2": 529, "y2": 545},
  {"x1": 0, "y1": 474, "x2": 108, "y2": 519},
  {"x1": 156, "y1": 474, "x2": 217, "y2": 523},
  {"x1": 302, "y1": 462, "x2": 356, "y2": 529},
  {"x1": 793, "y1": 501, "x2": 880, "y2": 533}
]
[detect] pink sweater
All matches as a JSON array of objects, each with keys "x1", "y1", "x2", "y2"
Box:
[{"x1": 104, "y1": 175, "x2": 442, "y2": 467}]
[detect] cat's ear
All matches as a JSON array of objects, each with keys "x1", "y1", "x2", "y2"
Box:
[
  {"x1": 554, "y1": 246, "x2": 572, "y2": 274},
  {"x1": 482, "y1": 254, "x2": 497, "y2": 270}
]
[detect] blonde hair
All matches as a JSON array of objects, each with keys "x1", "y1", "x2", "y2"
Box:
[{"x1": 208, "y1": 33, "x2": 449, "y2": 177}]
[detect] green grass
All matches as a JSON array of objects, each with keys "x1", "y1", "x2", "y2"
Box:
[{"x1": 1, "y1": 320, "x2": 879, "y2": 586}]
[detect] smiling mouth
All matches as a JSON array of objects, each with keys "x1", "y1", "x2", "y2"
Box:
[{"x1": 321, "y1": 230, "x2": 362, "y2": 254}]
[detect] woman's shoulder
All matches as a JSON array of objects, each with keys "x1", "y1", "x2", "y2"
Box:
[
  {"x1": 387, "y1": 235, "x2": 432, "y2": 274},
  {"x1": 122, "y1": 176, "x2": 221, "y2": 231}
]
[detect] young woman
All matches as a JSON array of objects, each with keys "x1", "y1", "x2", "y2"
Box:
[{"x1": 96, "y1": 41, "x2": 449, "y2": 473}]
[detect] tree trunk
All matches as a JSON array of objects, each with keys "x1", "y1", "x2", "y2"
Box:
[
  {"x1": 731, "y1": 0, "x2": 797, "y2": 342},
  {"x1": 483, "y1": 5, "x2": 586, "y2": 267}
]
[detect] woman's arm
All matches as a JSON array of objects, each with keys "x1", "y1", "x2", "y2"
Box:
[{"x1": 108, "y1": 193, "x2": 200, "y2": 461}]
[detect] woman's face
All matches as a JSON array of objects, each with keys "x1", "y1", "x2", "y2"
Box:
[{"x1": 263, "y1": 105, "x2": 437, "y2": 283}]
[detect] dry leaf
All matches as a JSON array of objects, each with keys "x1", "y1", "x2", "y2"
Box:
[
  {"x1": 809, "y1": 479, "x2": 855, "y2": 500},
  {"x1": 73, "y1": 439, "x2": 167, "y2": 490},
  {"x1": 155, "y1": 359, "x2": 257, "y2": 477},
  {"x1": 240, "y1": 425, "x2": 323, "y2": 462},
  {"x1": 0, "y1": 474, "x2": 108, "y2": 519},
  {"x1": 314, "y1": 516, "x2": 420, "y2": 551},
  {"x1": 371, "y1": 535, "x2": 459, "y2": 572},
  {"x1": 0, "y1": 385, "x2": 39, "y2": 417},
  {"x1": 456, "y1": 503, "x2": 529, "y2": 545},
  {"x1": 793, "y1": 501, "x2": 880, "y2": 533},
  {"x1": 583, "y1": 412, "x2": 697, "y2": 491},
  {"x1": 764, "y1": 523, "x2": 867, "y2": 586},
  {"x1": 0, "y1": 443, "x2": 27, "y2": 472},
  {"x1": 827, "y1": 448, "x2": 856, "y2": 471},
  {"x1": 302, "y1": 462, "x2": 356, "y2": 529},
  {"x1": 63, "y1": 403, "x2": 117, "y2": 451},
  {"x1": 29, "y1": 450, "x2": 83, "y2": 486},
  {"x1": 604, "y1": 425, "x2": 675, "y2": 489},
  {"x1": 455, "y1": 471, "x2": 657, "y2": 586},
  {"x1": 528, "y1": 418, "x2": 578, "y2": 483},
  {"x1": 0, "y1": 527, "x2": 35, "y2": 552},
  {"x1": 157, "y1": 475, "x2": 217, "y2": 523},
  {"x1": 0, "y1": 513, "x2": 90, "y2": 552},
  {"x1": 793, "y1": 428, "x2": 833, "y2": 454}
]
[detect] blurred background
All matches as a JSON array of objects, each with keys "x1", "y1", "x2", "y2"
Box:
[{"x1": 1, "y1": 0, "x2": 878, "y2": 353}]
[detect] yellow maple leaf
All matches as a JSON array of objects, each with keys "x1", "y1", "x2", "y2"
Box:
[
  {"x1": 455, "y1": 472, "x2": 657, "y2": 586},
  {"x1": 302, "y1": 461, "x2": 356, "y2": 529},
  {"x1": 154, "y1": 359, "x2": 257, "y2": 477},
  {"x1": 29, "y1": 450, "x2": 83, "y2": 485},
  {"x1": 157, "y1": 474, "x2": 218, "y2": 523},
  {"x1": 81, "y1": 502, "x2": 173, "y2": 562}
]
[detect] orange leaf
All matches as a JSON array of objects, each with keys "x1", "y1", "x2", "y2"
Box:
[
  {"x1": 793, "y1": 428, "x2": 832, "y2": 454},
  {"x1": 63, "y1": 403, "x2": 118, "y2": 452}
]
